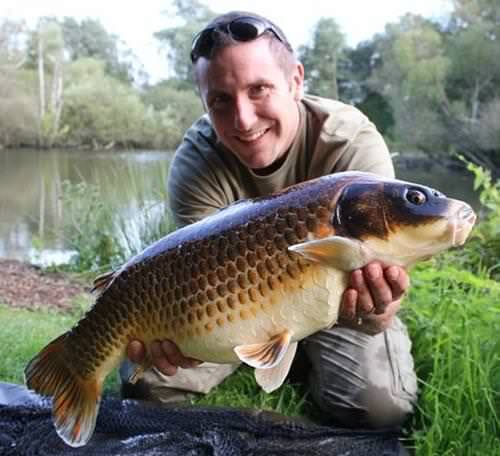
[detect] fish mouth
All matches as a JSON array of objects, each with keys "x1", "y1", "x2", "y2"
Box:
[{"x1": 449, "y1": 204, "x2": 476, "y2": 246}]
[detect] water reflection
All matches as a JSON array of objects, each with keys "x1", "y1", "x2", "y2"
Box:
[{"x1": 0, "y1": 148, "x2": 172, "y2": 265}]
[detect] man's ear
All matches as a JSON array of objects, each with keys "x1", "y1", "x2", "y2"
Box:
[{"x1": 291, "y1": 62, "x2": 304, "y2": 101}]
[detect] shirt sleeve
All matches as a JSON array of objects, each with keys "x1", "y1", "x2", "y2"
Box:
[{"x1": 167, "y1": 136, "x2": 229, "y2": 228}]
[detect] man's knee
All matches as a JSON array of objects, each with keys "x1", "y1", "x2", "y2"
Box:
[
  {"x1": 302, "y1": 317, "x2": 418, "y2": 429},
  {"x1": 312, "y1": 381, "x2": 415, "y2": 429}
]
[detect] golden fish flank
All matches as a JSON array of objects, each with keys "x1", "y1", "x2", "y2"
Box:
[{"x1": 24, "y1": 171, "x2": 476, "y2": 447}]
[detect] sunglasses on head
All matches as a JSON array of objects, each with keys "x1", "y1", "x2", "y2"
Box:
[{"x1": 190, "y1": 16, "x2": 293, "y2": 63}]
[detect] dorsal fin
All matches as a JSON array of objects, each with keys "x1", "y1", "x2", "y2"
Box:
[{"x1": 90, "y1": 271, "x2": 116, "y2": 296}]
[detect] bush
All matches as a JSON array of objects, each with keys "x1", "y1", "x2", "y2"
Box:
[
  {"x1": 441, "y1": 162, "x2": 500, "y2": 279},
  {"x1": 62, "y1": 59, "x2": 147, "y2": 148},
  {"x1": 56, "y1": 167, "x2": 175, "y2": 273},
  {"x1": 58, "y1": 180, "x2": 122, "y2": 272}
]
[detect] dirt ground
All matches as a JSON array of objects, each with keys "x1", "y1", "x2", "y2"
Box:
[{"x1": 0, "y1": 259, "x2": 89, "y2": 311}]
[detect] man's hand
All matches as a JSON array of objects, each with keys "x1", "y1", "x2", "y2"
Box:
[
  {"x1": 127, "y1": 339, "x2": 201, "y2": 377},
  {"x1": 339, "y1": 262, "x2": 410, "y2": 335}
]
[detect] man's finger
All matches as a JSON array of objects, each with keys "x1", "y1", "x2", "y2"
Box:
[
  {"x1": 160, "y1": 340, "x2": 201, "y2": 369},
  {"x1": 127, "y1": 339, "x2": 146, "y2": 364},
  {"x1": 351, "y1": 269, "x2": 376, "y2": 314},
  {"x1": 151, "y1": 340, "x2": 177, "y2": 376},
  {"x1": 385, "y1": 266, "x2": 410, "y2": 300},
  {"x1": 340, "y1": 288, "x2": 358, "y2": 320},
  {"x1": 363, "y1": 263, "x2": 393, "y2": 313}
]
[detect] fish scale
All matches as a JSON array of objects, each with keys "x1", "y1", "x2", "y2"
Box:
[{"x1": 24, "y1": 171, "x2": 476, "y2": 447}]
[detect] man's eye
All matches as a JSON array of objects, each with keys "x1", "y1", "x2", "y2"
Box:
[
  {"x1": 249, "y1": 85, "x2": 269, "y2": 98},
  {"x1": 208, "y1": 95, "x2": 230, "y2": 110}
]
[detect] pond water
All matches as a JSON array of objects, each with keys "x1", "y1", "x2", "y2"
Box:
[
  {"x1": 0, "y1": 148, "x2": 173, "y2": 266},
  {"x1": 0, "y1": 148, "x2": 480, "y2": 266}
]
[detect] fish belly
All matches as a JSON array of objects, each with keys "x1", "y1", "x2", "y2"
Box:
[{"x1": 176, "y1": 265, "x2": 347, "y2": 364}]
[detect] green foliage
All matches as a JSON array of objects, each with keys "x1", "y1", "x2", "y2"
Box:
[
  {"x1": 478, "y1": 98, "x2": 500, "y2": 152},
  {"x1": 298, "y1": 18, "x2": 346, "y2": 99},
  {"x1": 393, "y1": 26, "x2": 449, "y2": 104},
  {"x1": 403, "y1": 264, "x2": 500, "y2": 455},
  {"x1": 0, "y1": 69, "x2": 38, "y2": 146},
  {"x1": 366, "y1": 4, "x2": 500, "y2": 167},
  {"x1": 61, "y1": 17, "x2": 134, "y2": 83},
  {"x1": 55, "y1": 163, "x2": 175, "y2": 272},
  {"x1": 141, "y1": 82, "x2": 203, "y2": 148},
  {"x1": 154, "y1": 0, "x2": 216, "y2": 83},
  {"x1": 356, "y1": 91, "x2": 394, "y2": 136},
  {"x1": 58, "y1": 180, "x2": 122, "y2": 272},
  {"x1": 435, "y1": 162, "x2": 500, "y2": 280},
  {"x1": 369, "y1": 15, "x2": 450, "y2": 153},
  {"x1": 63, "y1": 60, "x2": 148, "y2": 148}
]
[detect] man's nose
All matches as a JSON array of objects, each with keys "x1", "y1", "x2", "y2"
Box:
[{"x1": 233, "y1": 97, "x2": 257, "y2": 131}]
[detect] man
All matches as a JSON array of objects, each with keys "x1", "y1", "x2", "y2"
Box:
[{"x1": 124, "y1": 11, "x2": 417, "y2": 429}]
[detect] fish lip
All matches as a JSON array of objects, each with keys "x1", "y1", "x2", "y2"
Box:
[{"x1": 449, "y1": 206, "x2": 476, "y2": 246}]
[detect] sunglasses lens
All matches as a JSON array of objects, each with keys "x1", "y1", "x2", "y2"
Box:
[{"x1": 228, "y1": 18, "x2": 264, "y2": 41}]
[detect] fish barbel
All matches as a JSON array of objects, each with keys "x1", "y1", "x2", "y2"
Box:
[{"x1": 24, "y1": 171, "x2": 476, "y2": 447}]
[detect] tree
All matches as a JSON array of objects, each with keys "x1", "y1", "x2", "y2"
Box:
[
  {"x1": 62, "y1": 58, "x2": 146, "y2": 148},
  {"x1": 370, "y1": 14, "x2": 451, "y2": 153},
  {"x1": 0, "y1": 20, "x2": 38, "y2": 146},
  {"x1": 154, "y1": 0, "x2": 216, "y2": 82},
  {"x1": 36, "y1": 19, "x2": 65, "y2": 147},
  {"x1": 60, "y1": 17, "x2": 135, "y2": 83},
  {"x1": 0, "y1": 18, "x2": 27, "y2": 70},
  {"x1": 141, "y1": 79, "x2": 203, "y2": 137},
  {"x1": 298, "y1": 18, "x2": 346, "y2": 99}
]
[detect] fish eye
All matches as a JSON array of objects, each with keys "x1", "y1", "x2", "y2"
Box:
[{"x1": 406, "y1": 189, "x2": 427, "y2": 205}]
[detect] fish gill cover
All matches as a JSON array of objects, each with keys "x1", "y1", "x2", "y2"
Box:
[{"x1": 0, "y1": 382, "x2": 402, "y2": 455}]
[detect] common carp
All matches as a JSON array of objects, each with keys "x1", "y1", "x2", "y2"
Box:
[{"x1": 25, "y1": 171, "x2": 476, "y2": 447}]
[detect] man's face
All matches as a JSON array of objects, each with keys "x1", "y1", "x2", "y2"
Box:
[{"x1": 195, "y1": 38, "x2": 304, "y2": 170}]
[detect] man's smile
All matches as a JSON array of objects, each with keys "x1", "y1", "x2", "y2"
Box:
[{"x1": 235, "y1": 126, "x2": 271, "y2": 143}]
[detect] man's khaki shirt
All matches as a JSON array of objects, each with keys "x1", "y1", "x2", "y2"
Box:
[{"x1": 168, "y1": 95, "x2": 394, "y2": 227}]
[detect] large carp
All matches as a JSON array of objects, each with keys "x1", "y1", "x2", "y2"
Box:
[{"x1": 25, "y1": 171, "x2": 476, "y2": 447}]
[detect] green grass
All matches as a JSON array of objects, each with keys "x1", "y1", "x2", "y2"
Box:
[
  {"x1": 0, "y1": 305, "x2": 77, "y2": 384},
  {"x1": 402, "y1": 264, "x2": 500, "y2": 455},
  {"x1": 1, "y1": 264, "x2": 499, "y2": 455},
  {"x1": 0, "y1": 300, "x2": 120, "y2": 393},
  {"x1": 194, "y1": 365, "x2": 310, "y2": 417}
]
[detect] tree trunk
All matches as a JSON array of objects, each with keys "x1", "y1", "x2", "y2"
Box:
[
  {"x1": 50, "y1": 51, "x2": 64, "y2": 145},
  {"x1": 471, "y1": 78, "x2": 480, "y2": 122},
  {"x1": 37, "y1": 27, "x2": 45, "y2": 144}
]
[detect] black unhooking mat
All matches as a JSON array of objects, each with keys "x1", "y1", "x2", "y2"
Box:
[{"x1": 0, "y1": 382, "x2": 403, "y2": 455}]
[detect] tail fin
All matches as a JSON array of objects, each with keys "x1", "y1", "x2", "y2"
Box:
[{"x1": 24, "y1": 333, "x2": 102, "y2": 447}]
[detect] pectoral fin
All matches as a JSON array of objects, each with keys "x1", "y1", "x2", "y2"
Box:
[
  {"x1": 234, "y1": 330, "x2": 291, "y2": 369},
  {"x1": 288, "y1": 236, "x2": 373, "y2": 271},
  {"x1": 255, "y1": 341, "x2": 298, "y2": 393}
]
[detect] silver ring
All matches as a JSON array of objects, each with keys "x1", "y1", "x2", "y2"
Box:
[{"x1": 357, "y1": 317, "x2": 363, "y2": 326}]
